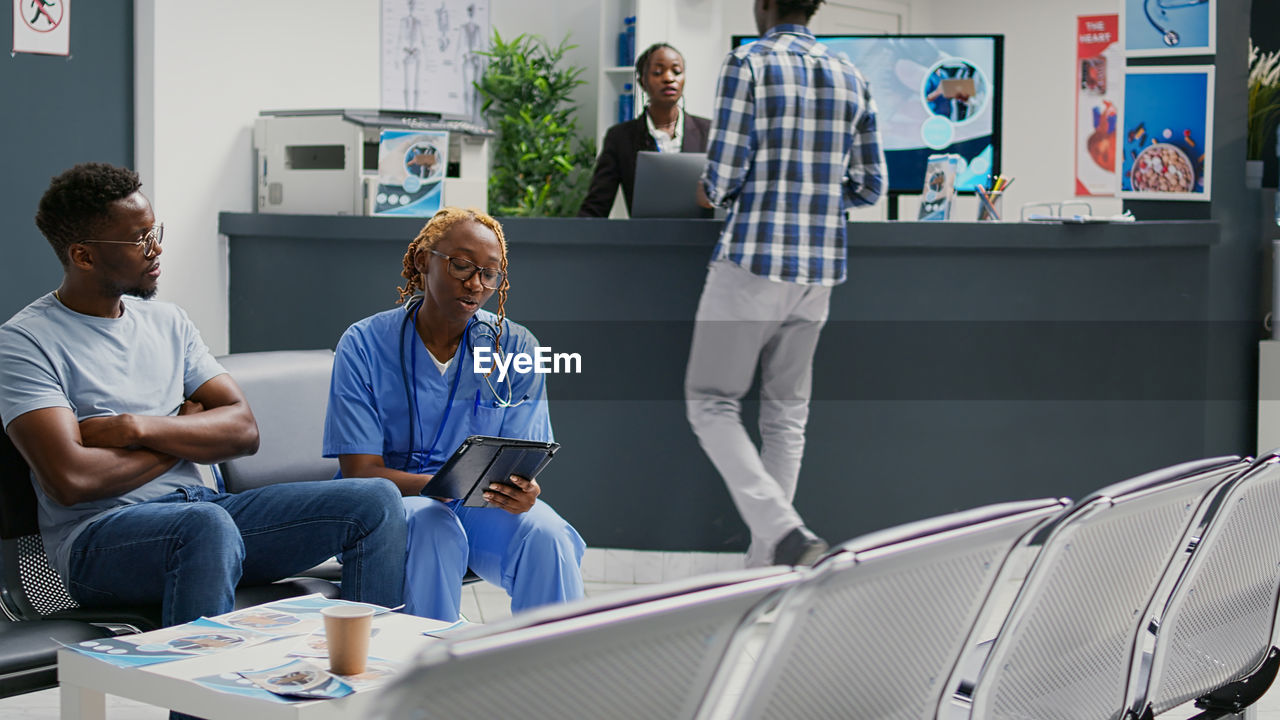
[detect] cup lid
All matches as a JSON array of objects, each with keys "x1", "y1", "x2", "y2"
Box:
[{"x1": 320, "y1": 604, "x2": 376, "y2": 618}]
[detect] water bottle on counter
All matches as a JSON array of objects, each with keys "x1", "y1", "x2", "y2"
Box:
[{"x1": 619, "y1": 83, "x2": 634, "y2": 125}]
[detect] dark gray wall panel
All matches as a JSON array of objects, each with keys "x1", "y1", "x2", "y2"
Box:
[{"x1": 1, "y1": 1, "x2": 133, "y2": 319}]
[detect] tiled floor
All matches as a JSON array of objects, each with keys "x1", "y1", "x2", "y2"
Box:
[{"x1": 4, "y1": 547, "x2": 1280, "y2": 719}]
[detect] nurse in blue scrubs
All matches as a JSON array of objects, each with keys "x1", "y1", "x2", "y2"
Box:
[{"x1": 322, "y1": 207, "x2": 586, "y2": 621}]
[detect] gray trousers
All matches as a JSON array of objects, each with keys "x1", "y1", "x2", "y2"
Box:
[{"x1": 684, "y1": 260, "x2": 832, "y2": 567}]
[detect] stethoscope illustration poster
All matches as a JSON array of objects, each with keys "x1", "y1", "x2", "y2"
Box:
[{"x1": 1124, "y1": 0, "x2": 1214, "y2": 56}]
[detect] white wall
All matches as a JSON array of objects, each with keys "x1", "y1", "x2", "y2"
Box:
[
  {"x1": 138, "y1": 0, "x2": 381, "y2": 355},
  {"x1": 634, "y1": 0, "x2": 730, "y2": 122},
  {"x1": 137, "y1": 0, "x2": 1122, "y2": 352},
  {"x1": 137, "y1": 0, "x2": 595, "y2": 355},
  {"x1": 910, "y1": 0, "x2": 1124, "y2": 220}
]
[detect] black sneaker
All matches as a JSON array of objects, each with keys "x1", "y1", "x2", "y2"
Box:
[{"x1": 772, "y1": 527, "x2": 829, "y2": 566}]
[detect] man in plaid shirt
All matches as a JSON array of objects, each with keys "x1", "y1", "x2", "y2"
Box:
[{"x1": 687, "y1": 0, "x2": 886, "y2": 567}]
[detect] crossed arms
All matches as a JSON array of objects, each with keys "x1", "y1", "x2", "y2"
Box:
[{"x1": 7, "y1": 374, "x2": 259, "y2": 506}]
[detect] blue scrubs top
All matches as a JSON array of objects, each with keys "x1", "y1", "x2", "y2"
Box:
[{"x1": 323, "y1": 305, "x2": 553, "y2": 474}]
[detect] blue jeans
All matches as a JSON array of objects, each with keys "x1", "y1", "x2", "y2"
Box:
[{"x1": 67, "y1": 479, "x2": 407, "y2": 627}]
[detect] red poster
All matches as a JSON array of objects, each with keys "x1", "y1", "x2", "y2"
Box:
[{"x1": 1075, "y1": 14, "x2": 1121, "y2": 196}]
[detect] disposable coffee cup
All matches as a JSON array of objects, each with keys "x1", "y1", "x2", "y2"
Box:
[{"x1": 321, "y1": 604, "x2": 375, "y2": 676}]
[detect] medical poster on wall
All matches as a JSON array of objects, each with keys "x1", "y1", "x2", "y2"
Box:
[
  {"x1": 373, "y1": 130, "x2": 449, "y2": 216},
  {"x1": 1119, "y1": 66, "x2": 1213, "y2": 201},
  {"x1": 380, "y1": 0, "x2": 490, "y2": 123},
  {"x1": 1075, "y1": 14, "x2": 1121, "y2": 197},
  {"x1": 1123, "y1": 0, "x2": 1215, "y2": 57},
  {"x1": 12, "y1": 0, "x2": 70, "y2": 56}
]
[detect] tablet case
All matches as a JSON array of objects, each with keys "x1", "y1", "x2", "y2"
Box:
[{"x1": 419, "y1": 436, "x2": 560, "y2": 507}]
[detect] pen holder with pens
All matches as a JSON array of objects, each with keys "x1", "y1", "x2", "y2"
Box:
[{"x1": 976, "y1": 188, "x2": 1003, "y2": 221}]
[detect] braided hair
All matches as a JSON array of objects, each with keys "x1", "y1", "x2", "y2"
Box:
[{"x1": 397, "y1": 206, "x2": 510, "y2": 354}]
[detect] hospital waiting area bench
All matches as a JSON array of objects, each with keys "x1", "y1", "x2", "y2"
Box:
[{"x1": 375, "y1": 452, "x2": 1280, "y2": 720}]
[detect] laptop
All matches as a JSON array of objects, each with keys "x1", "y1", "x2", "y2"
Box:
[{"x1": 630, "y1": 151, "x2": 715, "y2": 219}]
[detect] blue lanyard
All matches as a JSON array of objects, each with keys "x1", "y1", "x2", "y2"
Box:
[{"x1": 408, "y1": 306, "x2": 471, "y2": 472}]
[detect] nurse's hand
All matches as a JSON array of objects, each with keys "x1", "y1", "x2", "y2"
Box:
[{"x1": 484, "y1": 475, "x2": 539, "y2": 515}]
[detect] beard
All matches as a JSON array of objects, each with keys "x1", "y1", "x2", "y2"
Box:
[
  {"x1": 124, "y1": 285, "x2": 158, "y2": 300},
  {"x1": 99, "y1": 275, "x2": 158, "y2": 301}
]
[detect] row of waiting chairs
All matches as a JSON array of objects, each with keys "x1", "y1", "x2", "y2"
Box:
[{"x1": 375, "y1": 453, "x2": 1280, "y2": 720}]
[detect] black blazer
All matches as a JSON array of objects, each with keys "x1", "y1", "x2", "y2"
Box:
[{"x1": 577, "y1": 112, "x2": 712, "y2": 217}]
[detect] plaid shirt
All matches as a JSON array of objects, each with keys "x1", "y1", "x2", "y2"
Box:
[{"x1": 701, "y1": 24, "x2": 886, "y2": 286}]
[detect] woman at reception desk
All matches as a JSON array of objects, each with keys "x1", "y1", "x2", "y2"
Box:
[{"x1": 578, "y1": 42, "x2": 711, "y2": 217}]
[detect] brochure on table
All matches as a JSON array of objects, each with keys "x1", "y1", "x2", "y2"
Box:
[{"x1": 60, "y1": 594, "x2": 462, "y2": 703}]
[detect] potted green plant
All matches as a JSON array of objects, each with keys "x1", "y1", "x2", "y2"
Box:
[
  {"x1": 1248, "y1": 39, "x2": 1280, "y2": 187},
  {"x1": 476, "y1": 31, "x2": 596, "y2": 216}
]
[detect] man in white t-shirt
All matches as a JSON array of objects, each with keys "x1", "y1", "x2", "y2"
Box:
[{"x1": 0, "y1": 163, "x2": 407, "y2": 627}]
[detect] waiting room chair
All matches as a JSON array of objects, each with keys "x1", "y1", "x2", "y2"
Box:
[
  {"x1": 214, "y1": 350, "x2": 339, "y2": 494},
  {"x1": 216, "y1": 349, "x2": 480, "y2": 586},
  {"x1": 0, "y1": 426, "x2": 339, "y2": 634},
  {"x1": 0, "y1": 613, "x2": 113, "y2": 698},
  {"x1": 720, "y1": 497, "x2": 1068, "y2": 720},
  {"x1": 952, "y1": 455, "x2": 1248, "y2": 720},
  {"x1": 0, "y1": 428, "x2": 163, "y2": 632},
  {"x1": 373, "y1": 567, "x2": 802, "y2": 720},
  {"x1": 1124, "y1": 452, "x2": 1280, "y2": 719}
]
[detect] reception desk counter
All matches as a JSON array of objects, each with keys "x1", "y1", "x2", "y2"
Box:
[{"x1": 221, "y1": 214, "x2": 1219, "y2": 551}]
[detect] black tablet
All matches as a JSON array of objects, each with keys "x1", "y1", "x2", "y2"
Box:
[{"x1": 419, "y1": 436, "x2": 560, "y2": 507}]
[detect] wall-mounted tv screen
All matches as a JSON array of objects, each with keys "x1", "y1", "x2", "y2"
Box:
[{"x1": 731, "y1": 34, "x2": 1003, "y2": 194}]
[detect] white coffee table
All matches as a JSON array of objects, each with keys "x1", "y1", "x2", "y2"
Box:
[{"x1": 58, "y1": 611, "x2": 448, "y2": 720}]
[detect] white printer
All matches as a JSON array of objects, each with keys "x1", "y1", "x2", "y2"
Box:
[{"x1": 253, "y1": 109, "x2": 493, "y2": 215}]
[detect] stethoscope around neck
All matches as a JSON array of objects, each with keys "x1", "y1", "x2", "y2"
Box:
[{"x1": 397, "y1": 294, "x2": 526, "y2": 473}]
